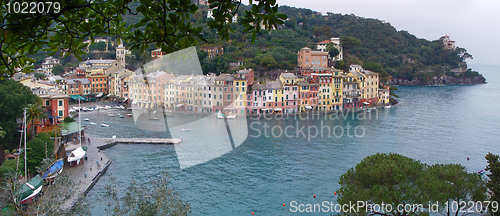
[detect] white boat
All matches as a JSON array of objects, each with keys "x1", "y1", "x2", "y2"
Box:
[
  {"x1": 104, "y1": 106, "x2": 112, "y2": 110},
  {"x1": 119, "y1": 105, "x2": 125, "y2": 109},
  {"x1": 226, "y1": 112, "x2": 236, "y2": 119},
  {"x1": 384, "y1": 105, "x2": 392, "y2": 109},
  {"x1": 181, "y1": 129, "x2": 191, "y2": 132},
  {"x1": 126, "y1": 114, "x2": 133, "y2": 117},
  {"x1": 83, "y1": 118, "x2": 90, "y2": 121},
  {"x1": 67, "y1": 147, "x2": 86, "y2": 165},
  {"x1": 109, "y1": 114, "x2": 115, "y2": 117},
  {"x1": 217, "y1": 111, "x2": 225, "y2": 119},
  {"x1": 101, "y1": 123, "x2": 110, "y2": 127},
  {"x1": 89, "y1": 122, "x2": 96, "y2": 125},
  {"x1": 118, "y1": 114, "x2": 124, "y2": 118},
  {"x1": 114, "y1": 106, "x2": 121, "y2": 109}
]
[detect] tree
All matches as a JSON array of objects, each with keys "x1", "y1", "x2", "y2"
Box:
[
  {"x1": 102, "y1": 173, "x2": 190, "y2": 216},
  {"x1": 337, "y1": 153, "x2": 428, "y2": 216},
  {"x1": 486, "y1": 153, "x2": 500, "y2": 216},
  {"x1": 26, "y1": 103, "x2": 47, "y2": 140},
  {"x1": 88, "y1": 41, "x2": 107, "y2": 52},
  {"x1": 312, "y1": 24, "x2": 332, "y2": 40},
  {"x1": 52, "y1": 64, "x2": 65, "y2": 76},
  {"x1": 334, "y1": 60, "x2": 344, "y2": 70},
  {"x1": 259, "y1": 55, "x2": 277, "y2": 70},
  {"x1": 326, "y1": 42, "x2": 340, "y2": 59},
  {"x1": 0, "y1": 79, "x2": 39, "y2": 165},
  {"x1": 34, "y1": 73, "x2": 47, "y2": 80},
  {"x1": 337, "y1": 153, "x2": 487, "y2": 216},
  {"x1": 0, "y1": 126, "x2": 6, "y2": 139},
  {"x1": 25, "y1": 134, "x2": 53, "y2": 173},
  {"x1": 423, "y1": 164, "x2": 486, "y2": 216},
  {"x1": 340, "y1": 36, "x2": 361, "y2": 72},
  {"x1": 0, "y1": 0, "x2": 287, "y2": 78}
]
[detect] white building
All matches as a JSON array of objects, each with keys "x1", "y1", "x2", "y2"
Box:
[
  {"x1": 42, "y1": 57, "x2": 61, "y2": 75},
  {"x1": 315, "y1": 37, "x2": 343, "y2": 61}
]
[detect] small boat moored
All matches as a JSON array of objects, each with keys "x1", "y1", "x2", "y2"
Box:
[
  {"x1": 181, "y1": 129, "x2": 191, "y2": 132},
  {"x1": 16, "y1": 174, "x2": 43, "y2": 204},
  {"x1": 90, "y1": 122, "x2": 96, "y2": 125},
  {"x1": 126, "y1": 114, "x2": 133, "y2": 117},
  {"x1": 42, "y1": 159, "x2": 64, "y2": 179},
  {"x1": 83, "y1": 118, "x2": 90, "y2": 121},
  {"x1": 101, "y1": 123, "x2": 110, "y2": 127}
]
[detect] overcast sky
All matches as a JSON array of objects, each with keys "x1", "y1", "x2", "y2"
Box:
[{"x1": 276, "y1": 0, "x2": 499, "y2": 65}]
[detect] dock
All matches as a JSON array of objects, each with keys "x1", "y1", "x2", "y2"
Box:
[{"x1": 97, "y1": 137, "x2": 182, "y2": 150}]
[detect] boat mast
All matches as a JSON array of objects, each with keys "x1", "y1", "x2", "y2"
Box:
[
  {"x1": 24, "y1": 108, "x2": 27, "y2": 179},
  {"x1": 16, "y1": 109, "x2": 26, "y2": 178},
  {"x1": 79, "y1": 98, "x2": 81, "y2": 148}
]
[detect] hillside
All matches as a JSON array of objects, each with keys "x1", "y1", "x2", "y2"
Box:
[{"x1": 28, "y1": 3, "x2": 485, "y2": 84}]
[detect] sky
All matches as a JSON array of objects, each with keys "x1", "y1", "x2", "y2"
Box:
[{"x1": 276, "y1": 0, "x2": 500, "y2": 65}]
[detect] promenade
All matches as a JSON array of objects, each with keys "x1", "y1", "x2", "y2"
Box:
[{"x1": 60, "y1": 137, "x2": 111, "y2": 210}]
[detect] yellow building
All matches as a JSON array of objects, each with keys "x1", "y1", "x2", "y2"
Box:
[
  {"x1": 234, "y1": 76, "x2": 247, "y2": 114},
  {"x1": 329, "y1": 68, "x2": 344, "y2": 110}
]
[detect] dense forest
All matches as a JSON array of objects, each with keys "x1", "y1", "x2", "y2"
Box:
[{"x1": 28, "y1": 3, "x2": 483, "y2": 83}]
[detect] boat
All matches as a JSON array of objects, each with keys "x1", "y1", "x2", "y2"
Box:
[
  {"x1": 181, "y1": 129, "x2": 191, "y2": 132},
  {"x1": 119, "y1": 115, "x2": 124, "y2": 118},
  {"x1": 217, "y1": 111, "x2": 225, "y2": 119},
  {"x1": 42, "y1": 159, "x2": 64, "y2": 179},
  {"x1": 226, "y1": 112, "x2": 236, "y2": 119},
  {"x1": 149, "y1": 117, "x2": 160, "y2": 121},
  {"x1": 16, "y1": 174, "x2": 43, "y2": 204},
  {"x1": 67, "y1": 147, "x2": 86, "y2": 166},
  {"x1": 83, "y1": 118, "x2": 90, "y2": 121},
  {"x1": 119, "y1": 105, "x2": 125, "y2": 109},
  {"x1": 478, "y1": 169, "x2": 486, "y2": 175},
  {"x1": 89, "y1": 122, "x2": 96, "y2": 125},
  {"x1": 109, "y1": 114, "x2": 115, "y2": 117},
  {"x1": 114, "y1": 106, "x2": 121, "y2": 109},
  {"x1": 126, "y1": 114, "x2": 133, "y2": 117},
  {"x1": 101, "y1": 123, "x2": 110, "y2": 127},
  {"x1": 384, "y1": 105, "x2": 392, "y2": 109}
]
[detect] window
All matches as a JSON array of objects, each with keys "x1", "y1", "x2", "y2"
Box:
[
  {"x1": 59, "y1": 110, "x2": 63, "y2": 116},
  {"x1": 45, "y1": 100, "x2": 49, "y2": 106},
  {"x1": 227, "y1": 95, "x2": 230, "y2": 99},
  {"x1": 58, "y1": 100, "x2": 63, "y2": 106}
]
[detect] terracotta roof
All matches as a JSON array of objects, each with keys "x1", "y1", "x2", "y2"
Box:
[{"x1": 316, "y1": 40, "x2": 331, "y2": 44}]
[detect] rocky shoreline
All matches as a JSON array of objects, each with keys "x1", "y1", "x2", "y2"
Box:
[{"x1": 388, "y1": 74, "x2": 486, "y2": 86}]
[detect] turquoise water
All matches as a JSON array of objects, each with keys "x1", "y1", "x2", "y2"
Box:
[{"x1": 85, "y1": 64, "x2": 500, "y2": 215}]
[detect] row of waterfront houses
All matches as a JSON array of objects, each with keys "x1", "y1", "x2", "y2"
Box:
[{"x1": 127, "y1": 66, "x2": 390, "y2": 115}]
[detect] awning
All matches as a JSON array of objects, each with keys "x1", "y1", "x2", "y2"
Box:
[
  {"x1": 175, "y1": 104, "x2": 184, "y2": 108},
  {"x1": 96, "y1": 92, "x2": 103, "y2": 98},
  {"x1": 305, "y1": 106, "x2": 313, "y2": 109},
  {"x1": 363, "y1": 102, "x2": 370, "y2": 105},
  {"x1": 274, "y1": 108, "x2": 283, "y2": 111},
  {"x1": 69, "y1": 95, "x2": 79, "y2": 100}
]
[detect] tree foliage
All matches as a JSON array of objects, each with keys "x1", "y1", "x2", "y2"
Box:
[
  {"x1": 337, "y1": 153, "x2": 487, "y2": 216},
  {"x1": 51, "y1": 64, "x2": 65, "y2": 76},
  {"x1": 102, "y1": 173, "x2": 190, "y2": 216},
  {"x1": 486, "y1": 153, "x2": 500, "y2": 216},
  {"x1": 0, "y1": 0, "x2": 287, "y2": 78},
  {"x1": 0, "y1": 79, "x2": 39, "y2": 164}
]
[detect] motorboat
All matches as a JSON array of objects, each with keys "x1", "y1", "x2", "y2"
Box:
[
  {"x1": 181, "y1": 129, "x2": 191, "y2": 132},
  {"x1": 109, "y1": 114, "x2": 115, "y2": 117},
  {"x1": 149, "y1": 117, "x2": 160, "y2": 121},
  {"x1": 118, "y1": 114, "x2": 124, "y2": 118},
  {"x1": 126, "y1": 114, "x2": 133, "y2": 117},
  {"x1": 89, "y1": 122, "x2": 96, "y2": 125},
  {"x1": 83, "y1": 118, "x2": 90, "y2": 121},
  {"x1": 384, "y1": 105, "x2": 392, "y2": 109},
  {"x1": 101, "y1": 123, "x2": 110, "y2": 127}
]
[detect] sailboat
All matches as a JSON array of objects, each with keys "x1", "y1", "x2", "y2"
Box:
[
  {"x1": 42, "y1": 159, "x2": 64, "y2": 179},
  {"x1": 15, "y1": 109, "x2": 43, "y2": 204}
]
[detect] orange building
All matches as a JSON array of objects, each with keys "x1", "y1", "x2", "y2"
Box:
[
  {"x1": 88, "y1": 74, "x2": 108, "y2": 94},
  {"x1": 297, "y1": 47, "x2": 328, "y2": 68}
]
